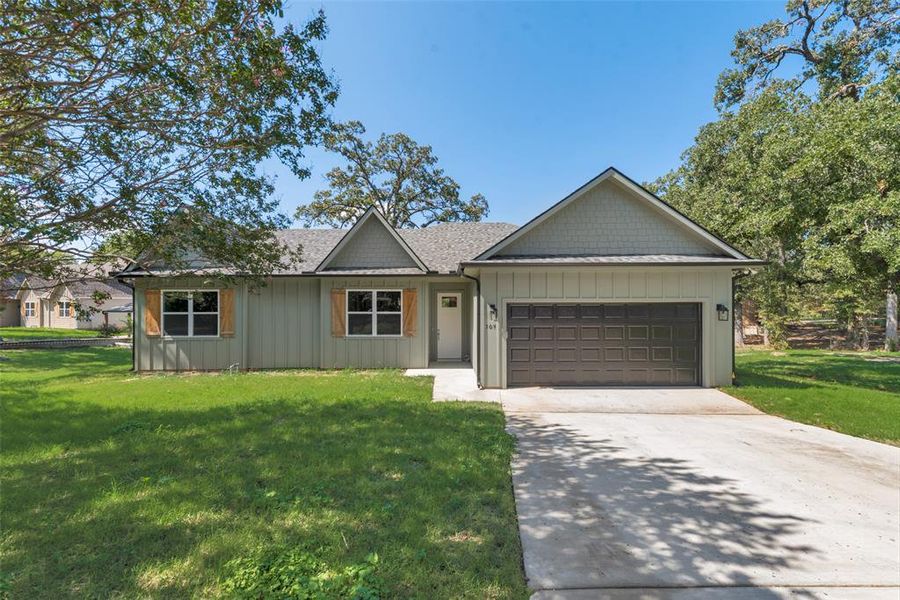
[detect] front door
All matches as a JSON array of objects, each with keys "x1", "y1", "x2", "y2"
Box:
[{"x1": 437, "y1": 293, "x2": 462, "y2": 360}]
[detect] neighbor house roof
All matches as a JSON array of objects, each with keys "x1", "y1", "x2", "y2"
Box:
[{"x1": 4, "y1": 272, "x2": 131, "y2": 299}]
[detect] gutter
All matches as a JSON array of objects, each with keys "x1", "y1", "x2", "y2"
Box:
[
  {"x1": 460, "y1": 270, "x2": 483, "y2": 389},
  {"x1": 459, "y1": 259, "x2": 768, "y2": 268}
]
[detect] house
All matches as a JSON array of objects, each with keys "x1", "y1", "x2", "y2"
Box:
[
  {"x1": 6, "y1": 275, "x2": 132, "y2": 330},
  {"x1": 119, "y1": 168, "x2": 762, "y2": 387}
]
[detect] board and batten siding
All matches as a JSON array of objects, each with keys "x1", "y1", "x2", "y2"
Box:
[
  {"x1": 475, "y1": 267, "x2": 734, "y2": 388},
  {"x1": 247, "y1": 278, "x2": 320, "y2": 369},
  {"x1": 319, "y1": 277, "x2": 429, "y2": 369},
  {"x1": 134, "y1": 278, "x2": 243, "y2": 371}
]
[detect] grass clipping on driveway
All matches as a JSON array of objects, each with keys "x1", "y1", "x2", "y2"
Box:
[
  {"x1": 0, "y1": 348, "x2": 528, "y2": 599},
  {"x1": 726, "y1": 349, "x2": 900, "y2": 446}
]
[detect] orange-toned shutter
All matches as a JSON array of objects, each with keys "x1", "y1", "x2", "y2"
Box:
[
  {"x1": 402, "y1": 288, "x2": 417, "y2": 337},
  {"x1": 144, "y1": 289, "x2": 161, "y2": 337},
  {"x1": 331, "y1": 288, "x2": 346, "y2": 337},
  {"x1": 219, "y1": 289, "x2": 235, "y2": 337}
]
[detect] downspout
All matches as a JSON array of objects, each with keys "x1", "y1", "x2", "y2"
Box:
[
  {"x1": 732, "y1": 269, "x2": 751, "y2": 385},
  {"x1": 460, "y1": 270, "x2": 483, "y2": 388}
]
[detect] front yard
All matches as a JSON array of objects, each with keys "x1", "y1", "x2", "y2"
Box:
[
  {"x1": 0, "y1": 327, "x2": 116, "y2": 340},
  {"x1": 726, "y1": 349, "x2": 900, "y2": 445},
  {"x1": 0, "y1": 348, "x2": 528, "y2": 599}
]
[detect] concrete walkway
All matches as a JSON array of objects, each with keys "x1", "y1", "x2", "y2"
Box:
[{"x1": 507, "y1": 400, "x2": 900, "y2": 599}]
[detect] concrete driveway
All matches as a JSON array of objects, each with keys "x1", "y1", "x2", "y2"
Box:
[{"x1": 505, "y1": 388, "x2": 900, "y2": 599}]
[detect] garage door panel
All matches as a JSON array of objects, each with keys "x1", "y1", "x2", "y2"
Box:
[
  {"x1": 507, "y1": 302, "x2": 700, "y2": 387},
  {"x1": 533, "y1": 347, "x2": 554, "y2": 362},
  {"x1": 628, "y1": 347, "x2": 649, "y2": 361},
  {"x1": 605, "y1": 325, "x2": 625, "y2": 340},
  {"x1": 627, "y1": 325, "x2": 649, "y2": 340},
  {"x1": 534, "y1": 326, "x2": 554, "y2": 340},
  {"x1": 581, "y1": 348, "x2": 601, "y2": 362},
  {"x1": 510, "y1": 348, "x2": 531, "y2": 362},
  {"x1": 509, "y1": 326, "x2": 530, "y2": 341}
]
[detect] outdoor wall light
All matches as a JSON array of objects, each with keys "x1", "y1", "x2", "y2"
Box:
[
  {"x1": 716, "y1": 303, "x2": 729, "y2": 321},
  {"x1": 488, "y1": 303, "x2": 498, "y2": 319}
]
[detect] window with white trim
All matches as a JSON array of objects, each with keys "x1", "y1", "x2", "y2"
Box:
[
  {"x1": 58, "y1": 301, "x2": 72, "y2": 317},
  {"x1": 24, "y1": 301, "x2": 36, "y2": 317},
  {"x1": 162, "y1": 290, "x2": 219, "y2": 337},
  {"x1": 347, "y1": 290, "x2": 402, "y2": 336}
]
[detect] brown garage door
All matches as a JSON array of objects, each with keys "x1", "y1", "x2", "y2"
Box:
[{"x1": 507, "y1": 303, "x2": 700, "y2": 387}]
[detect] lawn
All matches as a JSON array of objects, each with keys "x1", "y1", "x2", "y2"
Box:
[
  {"x1": 0, "y1": 348, "x2": 528, "y2": 599},
  {"x1": 726, "y1": 349, "x2": 900, "y2": 445},
  {"x1": 0, "y1": 327, "x2": 113, "y2": 340}
]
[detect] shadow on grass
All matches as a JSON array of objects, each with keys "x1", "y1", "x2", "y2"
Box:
[
  {"x1": 507, "y1": 416, "x2": 819, "y2": 597},
  {"x1": 2, "y1": 361, "x2": 527, "y2": 598}
]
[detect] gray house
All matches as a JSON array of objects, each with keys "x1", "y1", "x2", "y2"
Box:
[{"x1": 120, "y1": 168, "x2": 761, "y2": 387}]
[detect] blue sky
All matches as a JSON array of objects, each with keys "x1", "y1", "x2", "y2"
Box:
[{"x1": 267, "y1": 1, "x2": 785, "y2": 226}]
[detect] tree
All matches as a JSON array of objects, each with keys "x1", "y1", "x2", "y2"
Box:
[
  {"x1": 715, "y1": 0, "x2": 899, "y2": 108},
  {"x1": 656, "y1": 0, "x2": 899, "y2": 349},
  {"x1": 296, "y1": 121, "x2": 488, "y2": 228},
  {"x1": 0, "y1": 0, "x2": 338, "y2": 284}
]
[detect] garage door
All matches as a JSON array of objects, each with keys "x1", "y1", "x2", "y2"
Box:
[{"x1": 507, "y1": 303, "x2": 700, "y2": 387}]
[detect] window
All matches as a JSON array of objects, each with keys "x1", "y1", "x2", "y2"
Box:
[
  {"x1": 347, "y1": 290, "x2": 402, "y2": 336},
  {"x1": 58, "y1": 301, "x2": 71, "y2": 317},
  {"x1": 24, "y1": 302, "x2": 35, "y2": 317},
  {"x1": 162, "y1": 290, "x2": 219, "y2": 337}
]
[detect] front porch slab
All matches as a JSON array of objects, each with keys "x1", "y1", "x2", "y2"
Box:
[{"x1": 404, "y1": 363, "x2": 501, "y2": 402}]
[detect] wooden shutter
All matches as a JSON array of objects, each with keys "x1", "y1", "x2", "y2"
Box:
[
  {"x1": 144, "y1": 289, "x2": 161, "y2": 337},
  {"x1": 57, "y1": 302, "x2": 62, "y2": 317},
  {"x1": 220, "y1": 289, "x2": 235, "y2": 337},
  {"x1": 331, "y1": 288, "x2": 346, "y2": 337},
  {"x1": 402, "y1": 288, "x2": 417, "y2": 337}
]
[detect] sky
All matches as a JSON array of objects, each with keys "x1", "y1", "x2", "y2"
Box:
[{"x1": 266, "y1": 1, "x2": 786, "y2": 227}]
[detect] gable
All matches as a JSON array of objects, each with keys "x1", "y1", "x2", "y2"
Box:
[
  {"x1": 496, "y1": 177, "x2": 723, "y2": 257},
  {"x1": 325, "y1": 215, "x2": 421, "y2": 270}
]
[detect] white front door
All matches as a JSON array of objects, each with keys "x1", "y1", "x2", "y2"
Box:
[{"x1": 437, "y1": 293, "x2": 462, "y2": 360}]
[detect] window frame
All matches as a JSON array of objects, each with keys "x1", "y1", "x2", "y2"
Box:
[
  {"x1": 161, "y1": 289, "x2": 220, "y2": 338},
  {"x1": 24, "y1": 301, "x2": 36, "y2": 317},
  {"x1": 345, "y1": 289, "x2": 404, "y2": 338},
  {"x1": 58, "y1": 301, "x2": 72, "y2": 317}
]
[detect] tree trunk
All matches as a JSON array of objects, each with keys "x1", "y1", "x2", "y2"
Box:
[
  {"x1": 734, "y1": 302, "x2": 745, "y2": 347},
  {"x1": 762, "y1": 325, "x2": 770, "y2": 347},
  {"x1": 886, "y1": 291, "x2": 898, "y2": 351}
]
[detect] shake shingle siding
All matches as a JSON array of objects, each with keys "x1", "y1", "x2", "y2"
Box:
[
  {"x1": 327, "y1": 218, "x2": 420, "y2": 270},
  {"x1": 497, "y1": 179, "x2": 719, "y2": 257}
]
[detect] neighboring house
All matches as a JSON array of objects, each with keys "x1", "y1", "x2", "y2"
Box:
[
  {"x1": 119, "y1": 168, "x2": 762, "y2": 387},
  {"x1": 12, "y1": 275, "x2": 133, "y2": 330},
  {"x1": 0, "y1": 275, "x2": 25, "y2": 326}
]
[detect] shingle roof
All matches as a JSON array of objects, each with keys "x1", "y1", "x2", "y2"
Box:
[
  {"x1": 67, "y1": 278, "x2": 132, "y2": 299},
  {"x1": 272, "y1": 222, "x2": 519, "y2": 275}
]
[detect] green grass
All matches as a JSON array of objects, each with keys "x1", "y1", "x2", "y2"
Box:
[
  {"x1": 0, "y1": 348, "x2": 528, "y2": 599},
  {"x1": 0, "y1": 327, "x2": 111, "y2": 340},
  {"x1": 725, "y1": 349, "x2": 900, "y2": 445}
]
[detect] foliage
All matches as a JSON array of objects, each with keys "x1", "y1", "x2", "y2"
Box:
[
  {"x1": 727, "y1": 349, "x2": 900, "y2": 444},
  {"x1": 0, "y1": 0, "x2": 338, "y2": 283},
  {"x1": 296, "y1": 121, "x2": 488, "y2": 228},
  {"x1": 0, "y1": 348, "x2": 528, "y2": 598},
  {"x1": 715, "y1": 0, "x2": 899, "y2": 108},
  {"x1": 222, "y1": 548, "x2": 381, "y2": 599},
  {"x1": 655, "y1": 0, "x2": 899, "y2": 347}
]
